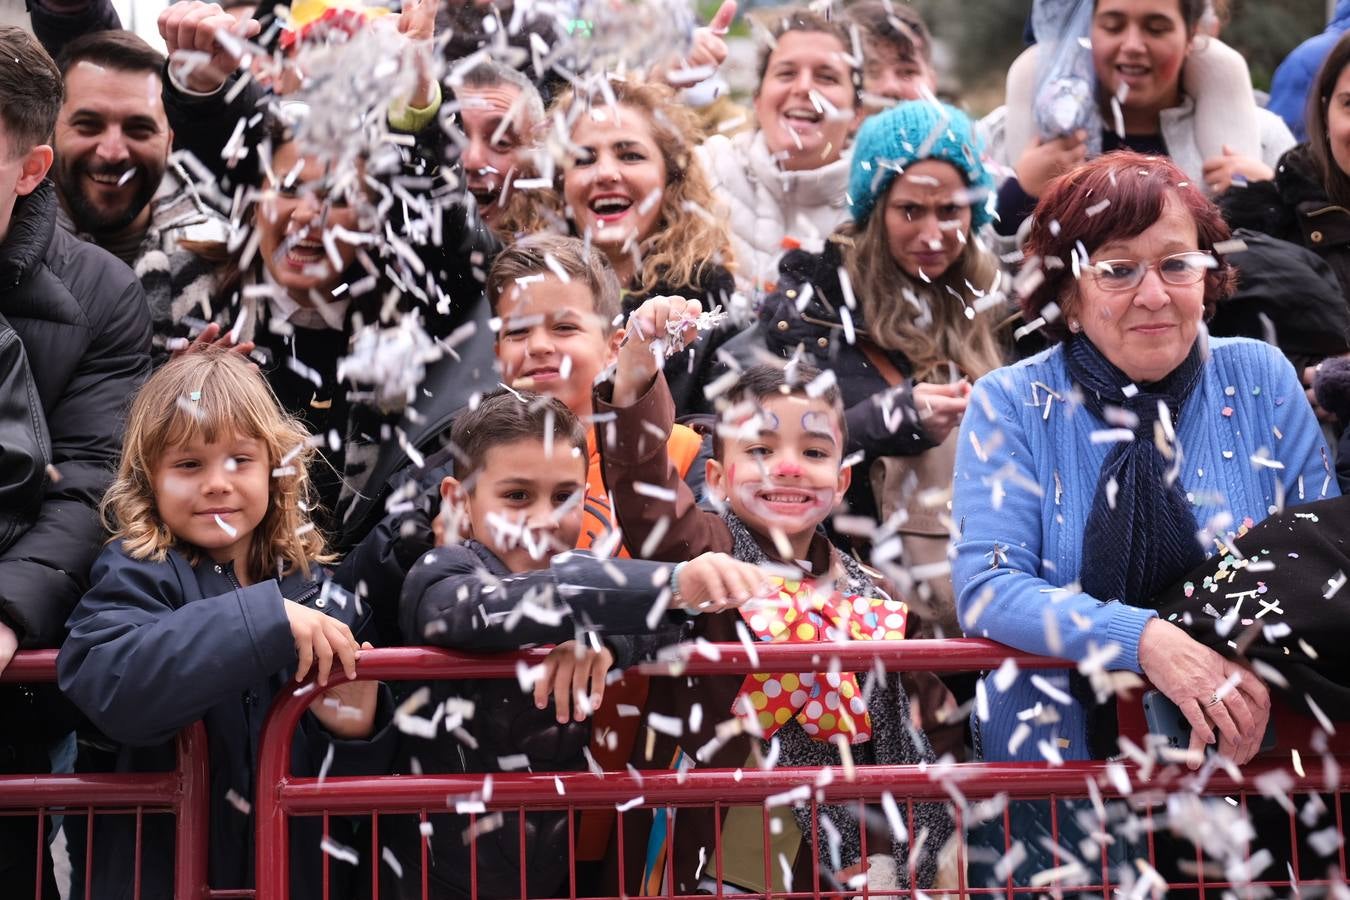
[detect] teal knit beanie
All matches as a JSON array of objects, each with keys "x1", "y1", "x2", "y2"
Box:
[{"x1": 847, "y1": 100, "x2": 995, "y2": 230}]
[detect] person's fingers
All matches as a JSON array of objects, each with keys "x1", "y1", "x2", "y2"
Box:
[
  {"x1": 1178, "y1": 697, "x2": 1211, "y2": 769},
  {"x1": 1177, "y1": 695, "x2": 1215, "y2": 745},
  {"x1": 195, "y1": 322, "x2": 222, "y2": 345},
  {"x1": 717, "y1": 563, "x2": 755, "y2": 605},
  {"x1": 694, "y1": 564, "x2": 730, "y2": 612},
  {"x1": 314, "y1": 629, "x2": 336, "y2": 687},
  {"x1": 588, "y1": 654, "x2": 608, "y2": 711},
  {"x1": 294, "y1": 626, "x2": 314, "y2": 682},
  {"x1": 1214, "y1": 690, "x2": 1254, "y2": 760},
  {"x1": 553, "y1": 654, "x2": 575, "y2": 724},
  {"x1": 709, "y1": 0, "x2": 736, "y2": 34},
  {"x1": 534, "y1": 656, "x2": 558, "y2": 711},
  {"x1": 570, "y1": 650, "x2": 592, "y2": 721},
  {"x1": 328, "y1": 621, "x2": 360, "y2": 680}
]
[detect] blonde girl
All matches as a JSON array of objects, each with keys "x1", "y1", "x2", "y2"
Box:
[{"x1": 57, "y1": 349, "x2": 390, "y2": 900}]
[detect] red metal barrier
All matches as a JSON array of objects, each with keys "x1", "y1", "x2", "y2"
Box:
[
  {"x1": 253, "y1": 641, "x2": 1350, "y2": 900},
  {"x1": 0, "y1": 650, "x2": 211, "y2": 900}
]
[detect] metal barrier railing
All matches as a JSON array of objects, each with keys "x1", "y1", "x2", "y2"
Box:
[
  {"x1": 1, "y1": 649, "x2": 211, "y2": 900},
  {"x1": 252, "y1": 642, "x2": 1350, "y2": 900}
]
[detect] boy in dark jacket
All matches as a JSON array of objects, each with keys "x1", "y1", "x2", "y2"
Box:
[{"x1": 389, "y1": 389, "x2": 769, "y2": 899}]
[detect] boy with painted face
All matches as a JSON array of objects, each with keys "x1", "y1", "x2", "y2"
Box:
[{"x1": 596, "y1": 297, "x2": 952, "y2": 895}]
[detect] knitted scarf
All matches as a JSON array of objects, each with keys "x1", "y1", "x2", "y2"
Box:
[
  {"x1": 1065, "y1": 334, "x2": 1207, "y2": 756},
  {"x1": 1066, "y1": 334, "x2": 1207, "y2": 607},
  {"x1": 720, "y1": 511, "x2": 952, "y2": 890}
]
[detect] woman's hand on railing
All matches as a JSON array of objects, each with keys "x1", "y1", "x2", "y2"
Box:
[{"x1": 1139, "y1": 618, "x2": 1271, "y2": 768}]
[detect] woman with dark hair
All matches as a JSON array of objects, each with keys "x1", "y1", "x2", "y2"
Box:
[
  {"x1": 952, "y1": 151, "x2": 1335, "y2": 884},
  {"x1": 1221, "y1": 29, "x2": 1350, "y2": 306}
]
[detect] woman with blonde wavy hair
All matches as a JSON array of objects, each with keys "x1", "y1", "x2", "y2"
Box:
[
  {"x1": 501, "y1": 77, "x2": 738, "y2": 415},
  {"x1": 58, "y1": 347, "x2": 389, "y2": 900}
]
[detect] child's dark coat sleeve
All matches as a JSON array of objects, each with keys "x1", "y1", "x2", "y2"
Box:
[
  {"x1": 58, "y1": 545, "x2": 294, "y2": 747},
  {"x1": 400, "y1": 544, "x2": 684, "y2": 650}
]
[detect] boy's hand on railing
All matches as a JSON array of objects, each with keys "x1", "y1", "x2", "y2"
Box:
[
  {"x1": 284, "y1": 600, "x2": 360, "y2": 687},
  {"x1": 535, "y1": 639, "x2": 614, "y2": 724},
  {"x1": 309, "y1": 642, "x2": 379, "y2": 739},
  {"x1": 672, "y1": 552, "x2": 776, "y2": 614},
  {"x1": 612, "y1": 295, "x2": 701, "y2": 407}
]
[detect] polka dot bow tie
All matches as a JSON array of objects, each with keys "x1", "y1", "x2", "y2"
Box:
[{"x1": 734, "y1": 577, "x2": 908, "y2": 744}]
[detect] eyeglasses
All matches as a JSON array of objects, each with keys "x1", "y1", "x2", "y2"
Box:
[{"x1": 1087, "y1": 250, "x2": 1216, "y2": 292}]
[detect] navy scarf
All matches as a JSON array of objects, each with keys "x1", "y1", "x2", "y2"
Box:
[
  {"x1": 1067, "y1": 334, "x2": 1207, "y2": 607},
  {"x1": 1065, "y1": 335, "x2": 1208, "y2": 755}
]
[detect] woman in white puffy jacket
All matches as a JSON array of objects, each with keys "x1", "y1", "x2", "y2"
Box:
[
  {"x1": 695, "y1": 8, "x2": 861, "y2": 294},
  {"x1": 984, "y1": 0, "x2": 1295, "y2": 247}
]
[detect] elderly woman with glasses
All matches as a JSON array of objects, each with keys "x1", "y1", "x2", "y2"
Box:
[
  {"x1": 954, "y1": 146, "x2": 1336, "y2": 780},
  {"x1": 951, "y1": 150, "x2": 1337, "y2": 882}
]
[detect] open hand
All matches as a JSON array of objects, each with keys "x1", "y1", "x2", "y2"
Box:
[
  {"x1": 168, "y1": 322, "x2": 257, "y2": 361},
  {"x1": 655, "y1": 0, "x2": 735, "y2": 86}
]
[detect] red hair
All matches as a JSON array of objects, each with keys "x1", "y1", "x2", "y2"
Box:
[{"x1": 1020, "y1": 151, "x2": 1236, "y2": 341}]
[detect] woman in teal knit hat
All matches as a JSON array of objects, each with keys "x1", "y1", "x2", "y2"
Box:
[{"x1": 739, "y1": 99, "x2": 1009, "y2": 557}]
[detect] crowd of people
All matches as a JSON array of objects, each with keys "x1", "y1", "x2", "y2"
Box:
[{"x1": 3, "y1": 0, "x2": 1350, "y2": 895}]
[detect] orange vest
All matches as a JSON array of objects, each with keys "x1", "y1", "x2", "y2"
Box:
[
  {"x1": 575, "y1": 421, "x2": 704, "y2": 860},
  {"x1": 576, "y1": 423, "x2": 704, "y2": 556}
]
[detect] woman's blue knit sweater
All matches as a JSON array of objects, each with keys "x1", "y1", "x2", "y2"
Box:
[{"x1": 952, "y1": 336, "x2": 1338, "y2": 762}]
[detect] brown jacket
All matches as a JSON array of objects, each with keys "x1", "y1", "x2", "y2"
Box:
[{"x1": 596, "y1": 373, "x2": 857, "y2": 894}]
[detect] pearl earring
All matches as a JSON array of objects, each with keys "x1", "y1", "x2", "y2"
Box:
[{"x1": 1068, "y1": 319, "x2": 1082, "y2": 334}]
